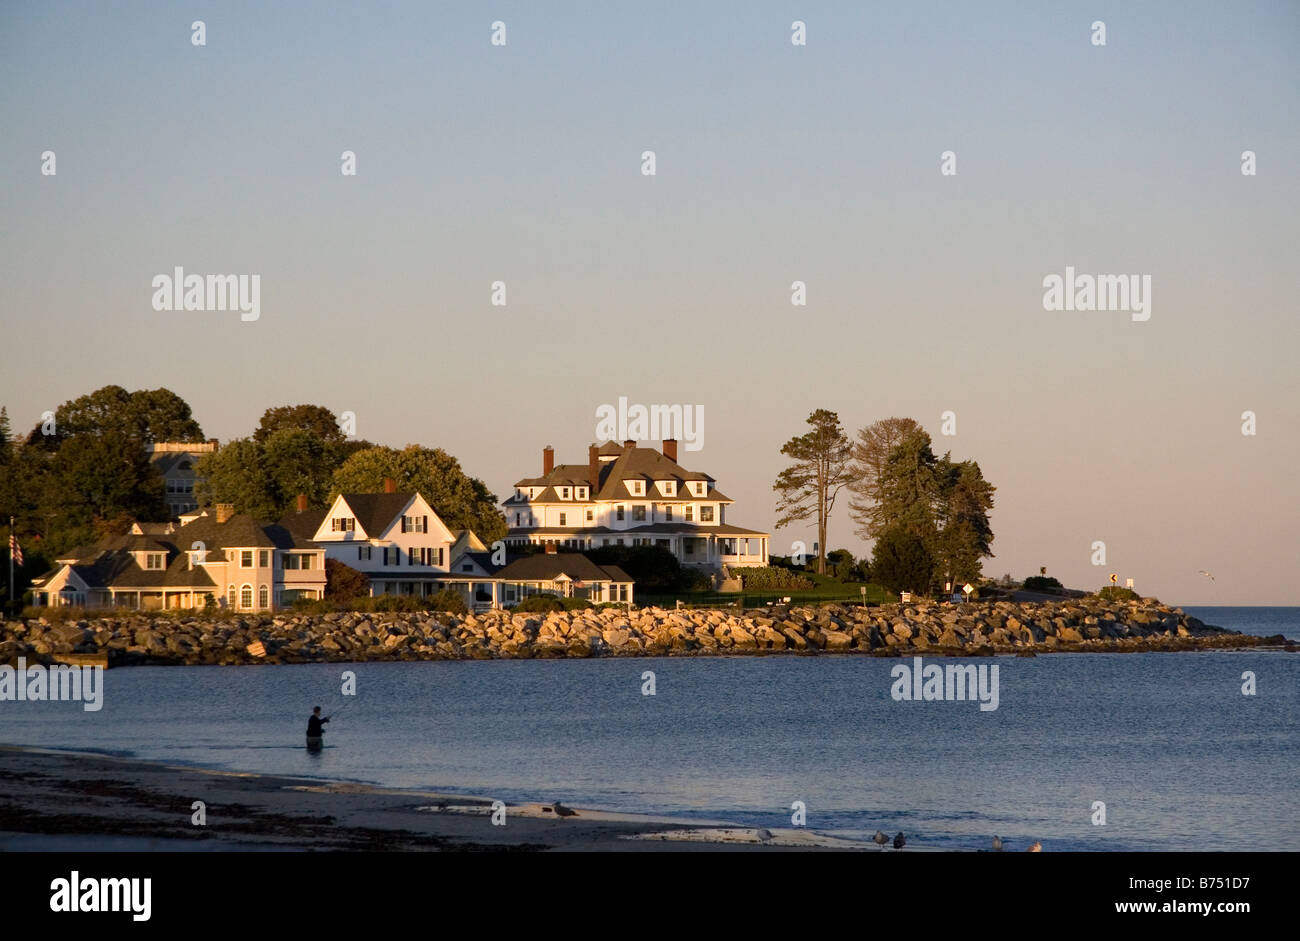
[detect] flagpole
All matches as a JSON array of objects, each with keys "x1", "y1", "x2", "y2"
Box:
[{"x1": 7, "y1": 516, "x2": 13, "y2": 617}]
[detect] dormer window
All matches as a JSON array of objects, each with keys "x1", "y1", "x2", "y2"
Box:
[
  {"x1": 561, "y1": 487, "x2": 570, "y2": 500},
  {"x1": 145, "y1": 553, "x2": 165, "y2": 570},
  {"x1": 692, "y1": 482, "x2": 706, "y2": 496},
  {"x1": 577, "y1": 487, "x2": 587, "y2": 499},
  {"x1": 331, "y1": 517, "x2": 356, "y2": 532},
  {"x1": 628, "y1": 480, "x2": 645, "y2": 496},
  {"x1": 660, "y1": 480, "x2": 676, "y2": 496}
]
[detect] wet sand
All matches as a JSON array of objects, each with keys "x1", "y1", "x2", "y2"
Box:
[{"x1": 0, "y1": 745, "x2": 869, "y2": 852}]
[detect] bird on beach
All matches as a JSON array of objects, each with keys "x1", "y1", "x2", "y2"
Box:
[
  {"x1": 1026, "y1": 840, "x2": 1042, "y2": 852},
  {"x1": 756, "y1": 828, "x2": 773, "y2": 842},
  {"x1": 873, "y1": 830, "x2": 890, "y2": 850},
  {"x1": 1198, "y1": 570, "x2": 1215, "y2": 581},
  {"x1": 551, "y1": 801, "x2": 578, "y2": 818},
  {"x1": 893, "y1": 832, "x2": 906, "y2": 850},
  {"x1": 991, "y1": 835, "x2": 1003, "y2": 851}
]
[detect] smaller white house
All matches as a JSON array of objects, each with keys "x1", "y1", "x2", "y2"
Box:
[
  {"x1": 28, "y1": 504, "x2": 326, "y2": 611},
  {"x1": 291, "y1": 479, "x2": 458, "y2": 598}
]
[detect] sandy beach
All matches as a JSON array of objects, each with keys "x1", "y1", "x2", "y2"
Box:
[{"x1": 0, "y1": 745, "x2": 870, "y2": 852}]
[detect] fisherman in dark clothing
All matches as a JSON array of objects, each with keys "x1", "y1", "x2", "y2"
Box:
[{"x1": 306, "y1": 706, "x2": 329, "y2": 750}]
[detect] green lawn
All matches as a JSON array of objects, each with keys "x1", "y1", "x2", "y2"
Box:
[{"x1": 637, "y1": 581, "x2": 896, "y2": 609}]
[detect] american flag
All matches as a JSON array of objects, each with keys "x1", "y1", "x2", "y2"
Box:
[{"x1": 8, "y1": 531, "x2": 21, "y2": 567}]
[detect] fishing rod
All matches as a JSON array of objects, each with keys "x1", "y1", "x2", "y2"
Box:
[{"x1": 326, "y1": 696, "x2": 358, "y2": 721}]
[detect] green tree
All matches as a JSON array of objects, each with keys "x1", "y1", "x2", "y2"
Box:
[
  {"x1": 870, "y1": 526, "x2": 934, "y2": 596},
  {"x1": 847, "y1": 417, "x2": 921, "y2": 540},
  {"x1": 194, "y1": 438, "x2": 280, "y2": 520},
  {"x1": 254, "y1": 404, "x2": 346, "y2": 446},
  {"x1": 261, "y1": 428, "x2": 344, "y2": 511},
  {"x1": 324, "y1": 558, "x2": 369, "y2": 602},
  {"x1": 772, "y1": 409, "x2": 853, "y2": 575},
  {"x1": 52, "y1": 385, "x2": 204, "y2": 443},
  {"x1": 876, "y1": 426, "x2": 943, "y2": 541},
  {"x1": 933, "y1": 459, "x2": 996, "y2": 584},
  {"x1": 331, "y1": 445, "x2": 507, "y2": 542},
  {"x1": 45, "y1": 431, "x2": 167, "y2": 543},
  {"x1": 195, "y1": 427, "x2": 349, "y2": 520}
]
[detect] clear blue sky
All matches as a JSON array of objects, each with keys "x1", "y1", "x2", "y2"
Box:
[{"x1": 2, "y1": 1, "x2": 1297, "y2": 603}]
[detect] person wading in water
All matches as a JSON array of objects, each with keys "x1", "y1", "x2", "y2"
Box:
[{"x1": 306, "y1": 706, "x2": 329, "y2": 750}]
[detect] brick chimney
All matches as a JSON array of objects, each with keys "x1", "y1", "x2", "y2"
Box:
[
  {"x1": 543, "y1": 445, "x2": 554, "y2": 475},
  {"x1": 662, "y1": 438, "x2": 678, "y2": 463},
  {"x1": 383, "y1": 477, "x2": 397, "y2": 494},
  {"x1": 296, "y1": 494, "x2": 308, "y2": 513},
  {"x1": 623, "y1": 439, "x2": 636, "y2": 451},
  {"x1": 589, "y1": 444, "x2": 600, "y2": 490},
  {"x1": 215, "y1": 503, "x2": 235, "y2": 524}
]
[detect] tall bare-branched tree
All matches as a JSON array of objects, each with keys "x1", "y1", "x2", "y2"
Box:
[
  {"x1": 847, "y1": 417, "x2": 921, "y2": 540},
  {"x1": 772, "y1": 409, "x2": 853, "y2": 575}
]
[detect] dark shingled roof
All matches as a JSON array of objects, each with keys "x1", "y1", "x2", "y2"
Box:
[
  {"x1": 494, "y1": 553, "x2": 633, "y2": 584},
  {"x1": 38, "y1": 511, "x2": 320, "y2": 591},
  {"x1": 337, "y1": 493, "x2": 417, "y2": 538},
  {"x1": 510, "y1": 444, "x2": 713, "y2": 503},
  {"x1": 453, "y1": 551, "x2": 502, "y2": 575},
  {"x1": 279, "y1": 507, "x2": 328, "y2": 543}
]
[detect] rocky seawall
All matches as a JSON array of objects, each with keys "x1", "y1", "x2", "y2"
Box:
[{"x1": 2, "y1": 599, "x2": 1292, "y2": 667}]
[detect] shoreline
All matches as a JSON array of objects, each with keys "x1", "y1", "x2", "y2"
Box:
[
  {"x1": 0, "y1": 744, "x2": 876, "y2": 852},
  {"x1": 4, "y1": 599, "x2": 1294, "y2": 669}
]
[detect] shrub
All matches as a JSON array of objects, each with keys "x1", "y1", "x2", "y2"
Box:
[
  {"x1": 428, "y1": 589, "x2": 468, "y2": 615},
  {"x1": 1096, "y1": 586, "x2": 1142, "y2": 602},
  {"x1": 736, "y1": 566, "x2": 815, "y2": 591},
  {"x1": 511, "y1": 593, "x2": 566, "y2": 613},
  {"x1": 290, "y1": 597, "x2": 339, "y2": 616},
  {"x1": 586, "y1": 544, "x2": 704, "y2": 592},
  {"x1": 561, "y1": 596, "x2": 593, "y2": 611},
  {"x1": 1022, "y1": 575, "x2": 1064, "y2": 592}
]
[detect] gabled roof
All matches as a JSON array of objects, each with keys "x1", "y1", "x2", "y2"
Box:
[
  {"x1": 452, "y1": 551, "x2": 503, "y2": 576},
  {"x1": 494, "y1": 553, "x2": 634, "y2": 584},
  {"x1": 279, "y1": 507, "x2": 328, "y2": 544},
  {"x1": 511, "y1": 444, "x2": 713, "y2": 501},
  {"x1": 335, "y1": 492, "x2": 417, "y2": 538}
]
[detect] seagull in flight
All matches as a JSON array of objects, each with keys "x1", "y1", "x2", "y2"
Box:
[{"x1": 1198, "y1": 570, "x2": 1215, "y2": 581}]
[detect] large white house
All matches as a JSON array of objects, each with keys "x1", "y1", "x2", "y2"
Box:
[
  {"x1": 502, "y1": 440, "x2": 769, "y2": 573},
  {"x1": 283, "y1": 479, "x2": 459, "y2": 598}
]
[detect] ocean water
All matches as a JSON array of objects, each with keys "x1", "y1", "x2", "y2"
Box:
[{"x1": 3, "y1": 607, "x2": 1296, "y2": 851}]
